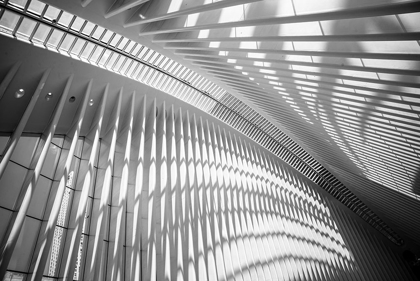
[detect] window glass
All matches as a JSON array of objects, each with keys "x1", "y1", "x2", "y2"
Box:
[
  {"x1": 9, "y1": 0, "x2": 28, "y2": 9},
  {"x1": 27, "y1": 0, "x2": 45, "y2": 15},
  {"x1": 8, "y1": 217, "x2": 41, "y2": 272},
  {"x1": 10, "y1": 136, "x2": 39, "y2": 167},
  {"x1": 143, "y1": 50, "x2": 154, "y2": 61},
  {"x1": 70, "y1": 38, "x2": 86, "y2": 56},
  {"x1": 100, "y1": 30, "x2": 113, "y2": 43},
  {"x1": 57, "y1": 11, "x2": 73, "y2": 27},
  {"x1": 91, "y1": 25, "x2": 104, "y2": 40},
  {"x1": 80, "y1": 42, "x2": 95, "y2": 59},
  {"x1": 124, "y1": 40, "x2": 136, "y2": 53},
  {"x1": 27, "y1": 176, "x2": 52, "y2": 219},
  {"x1": 132, "y1": 64, "x2": 144, "y2": 79},
  {"x1": 109, "y1": 34, "x2": 121, "y2": 47},
  {"x1": 130, "y1": 43, "x2": 141, "y2": 55},
  {"x1": 32, "y1": 23, "x2": 51, "y2": 43},
  {"x1": 0, "y1": 161, "x2": 27, "y2": 210},
  {"x1": 137, "y1": 47, "x2": 148, "y2": 59},
  {"x1": 70, "y1": 17, "x2": 85, "y2": 32},
  {"x1": 41, "y1": 143, "x2": 61, "y2": 179},
  {"x1": 105, "y1": 53, "x2": 119, "y2": 68},
  {"x1": 116, "y1": 37, "x2": 129, "y2": 50},
  {"x1": 43, "y1": 5, "x2": 60, "y2": 21},
  {"x1": 81, "y1": 21, "x2": 95, "y2": 36},
  {"x1": 120, "y1": 58, "x2": 132, "y2": 74},
  {"x1": 16, "y1": 17, "x2": 36, "y2": 39},
  {"x1": 127, "y1": 61, "x2": 139, "y2": 77},
  {"x1": 90, "y1": 46, "x2": 104, "y2": 63},
  {"x1": 46, "y1": 29, "x2": 64, "y2": 48},
  {"x1": 59, "y1": 34, "x2": 76, "y2": 52},
  {"x1": 148, "y1": 52, "x2": 160, "y2": 64},
  {"x1": 98, "y1": 49, "x2": 112, "y2": 66},
  {"x1": 113, "y1": 56, "x2": 126, "y2": 71},
  {"x1": 0, "y1": 11, "x2": 20, "y2": 35},
  {"x1": 158, "y1": 57, "x2": 169, "y2": 68}
]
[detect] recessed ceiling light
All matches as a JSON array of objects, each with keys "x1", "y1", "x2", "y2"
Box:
[
  {"x1": 15, "y1": 89, "x2": 25, "y2": 98},
  {"x1": 69, "y1": 96, "x2": 76, "y2": 103},
  {"x1": 89, "y1": 99, "x2": 94, "y2": 106},
  {"x1": 45, "y1": 92, "x2": 53, "y2": 101}
]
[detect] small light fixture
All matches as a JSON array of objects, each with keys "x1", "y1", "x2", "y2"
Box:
[
  {"x1": 45, "y1": 92, "x2": 53, "y2": 101},
  {"x1": 15, "y1": 89, "x2": 25, "y2": 98},
  {"x1": 89, "y1": 99, "x2": 94, "y2": 106},
  {"x1": 69, "y1": 96, "x2": 76, "y2": 103}
]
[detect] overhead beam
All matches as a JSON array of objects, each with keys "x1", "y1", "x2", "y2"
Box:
[
  {"x1": 137, "y1": 1, "x2": 420, "y2": 35},
  {"x1": 126, "y1": 0, "x2": 261, "y2": 27}
]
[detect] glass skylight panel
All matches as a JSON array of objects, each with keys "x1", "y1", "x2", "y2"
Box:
[
  {"x1": 57, "y1": 10, "x2": 72, "y2": 27},
  {"x1": 91, "y1": 25, "x2": 104, "y2": 40},
  {"x1": 102, "y1": 51, "x2": 116, "y2": 67},
  {"x1": 32, "y1": 23, "x2": 50, "y2": 43},
  {"x1": 137, "y1": 47, "x2": 148, "y2": 59},
  {"x1": 157, "y1": 57, "x2": 169, "y2": 68},
  {"x1": 124, "y1": 59, "x2": 135, "y2": 74},
  {"x1": 150, "y1": 52, "x2": 161, "y2": 64},
  {"x1": 167, "y1": 62, "x2": 179, "y2": 73},
  {"x1": 97, "y1": 49, "x2": 111, "y2": 66},
  {"x1": 27, "y1": 0, "x2": 44, "y2": 15},
  {"x1": 0, "y1": 10, "x2": 19, "y2": 34},
  {"x1": 148, "y1": 69, "x2": 159, "y2": 85},
  {"x1": 113, "y1": 56, "x2": 126, "y2": 71},
  {"x1": 154, "y1": 55, "x2": 165, "y2": 67},
  {"x1": 89, "y1": 45, "x2": 103, "y2": 63},
  {"x1": 58, "y1": 33, "x2": 75, "y2": 52},
  {"x1": 162, "y1": 59, "x2": 174, "y2": 71},
  {"x1": 138, "y1": 66, "x2": 150, "y2": 82},
  {"x1": 9, "y1": 0, "x2": 27, "y2": 9},
  {"x1": 16, "y1": 18, "x2": 36, "y2": 38},
  {"x1": 155, "y1": 73, "x2": 167, "y2": 89},
  {"x1": 130, "y1": 43, "x2": 141, "y2": 56},
  {"x1": 44, "y1": 5, "x2": 60, "y2": 21},
  {"x1": 107, "y1": 53, "x2": 120, "y2": 69},
  {"x1": 124, "y1": 40, "x2": 135, "y2": 53},
  {"x1": 126, "y1": 61, "x2": 138, "y2": 77},
  {"x1": 178, "y1": 68, "x2": 189, "y2": 79},
  {"x1": 100, "y1": 29, "x2": 113, "y2": 43},
  {"x1": 171, "y1": 64, "x2": 182, "y2": 76},
  {"x1": 143, "y1": 49, "x2": 154, "y2": 61},
  {"x1": 81, "y1": 21, "x2": 94, "y2": 36},
  {"x1": 46, "y1": 28, "x2": 64, "y2": 48},
  {"x1": 185, "y1": 71, "x2": 195, "y2": 81},
  {"x1": 70, "y1": 38, "x2": 86, "y2": 56},
  {"x1": 121, "y1": 58, "x2": 131, "y2": 73},
  {"x1": 109, "y1": 33, "x2": 121, "y2": 47},
  {"x1": 80, "y1": 41, "x2": 94, "y2": 59},
  {"x1": 133, "y1": 64, "x2": 145, "y2": 80},
  {"x1": 116, "y1": 36, "x2": 128, "y2": 49},
  {"x1": 148, "y1": 71, "x2": 159, "y2": 85},
  {"x1": 70, "y1": 17, "x2": 84, "y2": 32}
]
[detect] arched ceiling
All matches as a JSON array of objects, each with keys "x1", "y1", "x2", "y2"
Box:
[{"x1": 1, "y1": 0, "x2": 420, "y2": 247}]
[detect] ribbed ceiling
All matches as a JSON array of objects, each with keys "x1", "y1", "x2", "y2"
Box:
[{"x1": 1, "y1": 0, "x2": 420, "y2": 246}]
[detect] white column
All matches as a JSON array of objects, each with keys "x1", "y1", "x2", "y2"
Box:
[
  {"x1": 61, "y1": 84, "x2": 109, "y2": 281},
  {"x1": 32, "y1": 79, "x2": 92, "y2": 281},
  {"x1": 91, "y1": 89, "x2": 123, "y2": 280},
  {"x1": 131, "y1": 95, "x2": 146, "y2": 281}
]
